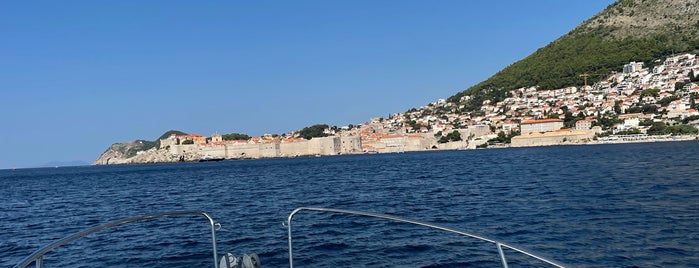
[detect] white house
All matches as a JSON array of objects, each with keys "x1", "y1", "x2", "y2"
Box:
[{"x1": 520, "y1": 119, "x2": 564, "y2": 134}]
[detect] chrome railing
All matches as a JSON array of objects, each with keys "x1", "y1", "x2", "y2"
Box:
[
  {"x1": 13, "y1": 210, "x2": 220, "y2": 268},
  {"x1": 15, "y1": 208, "x2": 565, "y2": 268},
  {"x1": 287, "y1": 207, "x2": 565, "y2": 268}
]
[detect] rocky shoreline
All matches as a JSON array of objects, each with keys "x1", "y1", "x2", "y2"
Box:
[{"x1": 93, "y1": 143, "x2": 206, "y2": 165}]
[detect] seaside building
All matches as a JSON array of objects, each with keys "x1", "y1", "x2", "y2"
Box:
[
  {"x1": 511, "y1": 129, "x2": 594, "y2": 147},
  {"x1": 520, "y1": 119, "x2": 564, "y2": 134},
  {"x1": 211, "y1": 133, "x2": 223, "y2": 143}
]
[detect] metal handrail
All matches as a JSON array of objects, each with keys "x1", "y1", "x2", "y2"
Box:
[
  {"x1": 13, "y1": 210, "x2": 220, "y2": 268},
  {"x1": 287, "y1": 207, "x2": 565, "y2": 268}
]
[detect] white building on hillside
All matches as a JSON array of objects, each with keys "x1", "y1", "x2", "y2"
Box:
[
  {"x1": 623, "y1": 61, "x2": 644, "y2": 73},
  {"x1": 520, "y1": 119, "x2": 564, "y2": 134}
]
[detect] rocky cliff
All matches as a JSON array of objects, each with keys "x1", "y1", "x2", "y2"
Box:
[
  {"x1": 94, "y1": 130, "x2": 193, "y2": 165},
  {"x1": 93, "y1": 142, "x2": 208, "y2": 165}
]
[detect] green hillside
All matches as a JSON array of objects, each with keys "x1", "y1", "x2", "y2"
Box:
[
  {"x1": 122, "y1": 130, "x2": 189, "y2": 158},
  {"x1": 158, "y1": 130, "x2": 188, "y2": 140},
  {"x1": 447, "y1": 0, "x2": 699, "y2": 111}
]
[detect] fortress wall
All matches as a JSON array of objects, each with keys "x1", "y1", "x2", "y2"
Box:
[
  {"x1": 226, "y1": 143, "x2": 261, "y2": 159},
  {"x1": 511, "y1": 130, "x2": 594, "y2": 147},
  {"x1": 404, "y1": 137, "x2": 428, "y2": 151},
  {"x1": 381, "y1": 136, "x2": 406, "y2": 153},
  {"x1": 260, "y1": 142, "x2": 280, "y2": 158},
  {"x1": 413, "y1": 134, "x2": 439, "y2": 151},
  {"x1": 363, "y1": 134, "x2": 437, "y2": 153},
  {"x1": 159, "y1": 138, "x2": 177, "y2": 151},
  {"x1": 340, "y1": 136, "x2": 362, "y2": 154},
  {"x1": 464, "y1": 125, "x2": 490, "y2": 138},
  {"x1": 436, "y1": 140, "x2": 468, "y2": 150},
  {"x1": 309, "y1": 136, "x2": 341, "y2": 155},
  {"x1": 467, "y1": 139, "x2": 488, "y2": 149},
  {"x1": 511, "y1": 135, "x2": 565, "y2": 147},
  {"x1": 280, "y1": 140, "x2": 310, "y2": 157},
  {"x1": 171, "y1": 144, "x2": 197, "y2": 155},
  {"x1": 197, "y1": 145, "x2": 227, "y2": 158},
  {"x1": 362, "y1": 140, "x2": 385, "y2": 152}
]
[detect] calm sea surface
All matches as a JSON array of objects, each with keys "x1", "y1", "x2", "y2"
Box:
[{"x1": 2, "y1": 141, "x2": 698, "y2": 267}]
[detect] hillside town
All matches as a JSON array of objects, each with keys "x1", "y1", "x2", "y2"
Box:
[
  {"x1": 95, "y1": 53, "x2": 699, "y2": 164},
  {"x1": 375, "y1": 52, "x2": 699, "y2": 147},
  {"x1": 136, "y1": 53, "x2": 698, "y2": 162}
]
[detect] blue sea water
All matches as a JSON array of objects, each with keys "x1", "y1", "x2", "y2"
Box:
[{"x1": 1, "y1": 141, "x2": 698, "y2": 267}]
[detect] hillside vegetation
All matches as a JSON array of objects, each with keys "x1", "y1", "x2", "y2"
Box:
[
  {"x1": 448, "y1": 0, "x2": 699, "y2": 111},
  {"x1": 158, "y1": 130, "x2": 188, "y2": 140},
  {"x1": 127, "y1": 130, "x2": 188, "y2": 158}
]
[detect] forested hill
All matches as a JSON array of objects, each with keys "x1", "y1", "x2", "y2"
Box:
[{"x1": 448, "y1": 0, "x2": 699, "y2": 111}]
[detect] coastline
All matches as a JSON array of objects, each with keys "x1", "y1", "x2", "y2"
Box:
[
  {"x1": 587, "y1": 134, "x2": 698, "y2": 145},
  {"x1": 506, "y1": 134, "x2": 698, "y2": 148},
  {"x1": 92, "y1": 134, "x2": 699, "y2": 166}
]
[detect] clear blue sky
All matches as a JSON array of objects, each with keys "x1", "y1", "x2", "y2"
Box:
[{"x1": 0, "y1": 1, "x2": 616, "y2": 169}]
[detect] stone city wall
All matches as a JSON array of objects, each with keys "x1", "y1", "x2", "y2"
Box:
[
  {"x1": 340, "y1": 136, "x2": 362, "y2": 154},
  {"x1": 511, "y1": 130, "x2": 594, "y2": 147},
  {"x1": 197, "y1": 144, "x2": 227, "y2": 158},
  {"x1": 308, "y1": 136, "x2": 341, "y2": 155},
  {"x1": 169, "y1": 144, "x2": 197, "y2": 155},
  {"x1": 362, "y1": 134, "x2": 438, "y2": 153},
  {"x1": 164, "y1": 136, "x2": 345, "y2": 160},
  {"x1": 280, "y1": 140, "x2": 309, "y2": 157},
  {"x1": 404, "y1": 134, "x2": 435, "y2": 151},
  {"x1": 436, "y1": 140, "x2": 468, "y2": 150},
  {"x1": 260, "y1": 142, "x2": 281, "y2": 158},
  {"x1": 380, "y1": 136, "x2": 406, "y2": 153},
  {"x1": 227, "y1": 143, "x2": 261, "y2": 159},
  {"x1": 459, "y1": 126, "x2": 490, "y2": 139}
]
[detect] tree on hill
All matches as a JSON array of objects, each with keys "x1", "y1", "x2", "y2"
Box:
[
  {"x1": 640, "y1": 88, "x2": 660, "y2": 97},
  {"x1": 158, "y1": 130, "x2": 188, "y2": 140},
  {"x1": 667, "y1": 124, "x2": 699, "y2": 135},
  {"x1": 647, "y1": 122, "x2": 699, "y2": 135},
  {"x1": 126, "y1": 140, "x2": 159, "y2": 158},
  {"x1": 438, "y1": 130, "x2": 462, "y2": 143},
  {"x1": 689, "y1": 69, "x2": 698, "y2": 82},
  {"x1": 657, "y1": 96, "x2": 679, "y2": 107},
  {"x1": 626, "y1": 104, "x2": 659, "y2": 114},
  {"x1": 222, "y1": 133, "x2": 251, "y2": 141},
  {"x1": 299, "y1": 124, "x2": 330, "y2": 140}
]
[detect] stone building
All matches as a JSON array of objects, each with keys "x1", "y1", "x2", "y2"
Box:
[
  {"x1": 575, "y1": 120, "x2": 592, "y2": 130},
  {"x1": 340, "y1": 135, "x2": 362, "y2": 154},
  {"x1": 211, "y1": 133, "x2": 223, "y2": 143},
  {"x1": 511, "y1": 129, "x2": 594, "y2": 147},
  {"x1": 520, "y1": 119, "x2": 564, "y2": 134}
]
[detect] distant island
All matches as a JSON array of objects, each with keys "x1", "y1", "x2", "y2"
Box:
[
  {"x1": 94, "y1": 0, "x2": 699, "y2": 165},
  {"x1": 40, "y1": 160, "x2": 91, "y2": 168}
]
